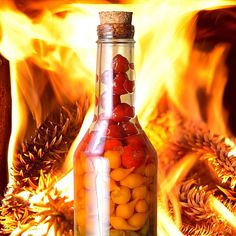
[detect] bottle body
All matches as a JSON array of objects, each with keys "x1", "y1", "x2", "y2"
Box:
[{"x1": 74, "y1": 38, "x2": 157, "y2": 235}]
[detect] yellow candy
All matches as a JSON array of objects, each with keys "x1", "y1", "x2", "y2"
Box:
[
  {"x1": 110, "y1": 230, "x2": 140, "y2": 236},
  {"x1": 110, "y1": 179, "x2": 119, "y2": 191},
  {"x1": 77, "y1": 197, "x2": 85, "y2": 210},
  {"x1": 74, "y1": 156, "x2": 84, "y2": 175},
  {"x1": 115, "y1": 200, "x2": 137, "y2": 219},
  {"x1": 145, "y1": 163, "x2": 156, "y2": 177},
  {"x1": 120, "y1": 173, "x2": 145, "y2": 189},
  {"x1": 104, "y1": 150, "x2": 121, "y2": 169},
  {"x1": 110, "y1": 216, "x2": 138, "y2": 230},
  {"x1": 110, "y1": 230, "x2": 127, "y2": 236},
  {"x1": 135, "y1": 199, "x2": 148, "y2": 213},
  {"x1": 111, "y1": 186, "x2": 131, "y2": 204},
  {"x1": 134, "y1": 164, "x2": 145, "y2": 174},
  {"x1": 85, "y1": 191, "x2": 98, "y2": 214},
  {"x1": 110, "y1": 199, "x2": 115, "y2": 215},
  {"x1": 86, "y1": 217, "x2": 97, "y2": 233},
  {"x1": 76, "y1": 209, "x2": 86, "y2": 227},
  {"x1": 132, "y1": 185, "x2": 147, "y2": 200},
  {"x1": 128, "y1": 213, "x2": 148, "y2": 229},
  {"x1": 80, "y1": 153, "x2": 94, "y2": 172},
  {"x1": 83, "y1": 173, "x2": 96, "y2": 190},
  {"x1": 111, "y1": 167, "x2": 134, "y2": 181},
  {"x1": 85, "y1": 190, "x2": 95, "y2": 202},
  {"x1": 78, "y1": 188, "x2": 85, "y2": 200},
  {"x1": 74, "y1": 175, "x2": 84, "y2": 192}
]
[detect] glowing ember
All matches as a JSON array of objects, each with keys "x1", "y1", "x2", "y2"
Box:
[{"x1": 1, "y1": 0, "x2": 236, "y2": 235}]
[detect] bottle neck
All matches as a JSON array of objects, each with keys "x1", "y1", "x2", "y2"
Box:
[{"x1": 94, "y1": 39, "x2": 136, "y2": 122}]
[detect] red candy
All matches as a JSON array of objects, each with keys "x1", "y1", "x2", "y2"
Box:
[
  {"x1": 113, "y1": 73, "x2": 127, "y2": 95},
  {"x1": 112, "y1": 103, "x2": 135, "y2": 122},
  {"x1": 105, "y1": 139, "x2": 123, "y2": 151},
  {"x1": 112, "y1": 94, "x2": 121, "y2": 107},
  {"x1": 129, "y1": 63, "x2": 134, "y2": 70},
  {"x1": 123, "y1": 79, "x2": 134, "y2": 93},
  {"x1": 121, "y1": 122, "x2": 138, "y2": 136},
  {"x1": 122, "y1": 145, "x2": 145, "y2": 168},
  {"x1": 125, "y1": 134, "x2": 145, "y2": 147},
  {"x1": 106, "y1": 124, "x2": 123, "y2": 138},
  {"x1": 113, "y1": 54, "x2": 129, "y2": 73}
]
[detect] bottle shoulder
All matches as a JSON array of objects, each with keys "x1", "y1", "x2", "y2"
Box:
[{"x1": 74, "y1": 118, "x2": 157, "y2": 164}]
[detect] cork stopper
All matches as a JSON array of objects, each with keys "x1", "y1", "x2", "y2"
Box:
[
  {"x1": 99, "y1": 11, "x2": 132, "y2": 25},
  {"x1": 97, "y1": 11, "x2": 134, "y2": 39}
]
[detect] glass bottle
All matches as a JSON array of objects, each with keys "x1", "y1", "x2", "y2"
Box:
[{"x1": 74, "y1": 11, "x2": 157, "y2": 236}]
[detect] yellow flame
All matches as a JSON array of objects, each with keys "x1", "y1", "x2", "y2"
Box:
[
  {"x1": 158, "y1": 205, "x2": 184, "y2": 236},
  {"x1": 7, "y1": 63, "x2": 28, "y2": 184},
  {"x1": 210, "y1": 196, "x2": 236, "y2": 229},
  {"x1": 158, "y1": 153, "x2": 198, "y2": 231},
  {"x1": 12, "y1": 223, "x2": 55, "y2": 236},
  {"x1": 61, "y1": 106, "x2": 93, "y2": 174},
  {"x1": 160, "y1": 153, "x2": 198, "y2": 194},
  {"x1": 1, "y1": 0, "x2": 236, "y2": 159}
]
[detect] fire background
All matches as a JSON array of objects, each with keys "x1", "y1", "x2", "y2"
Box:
[{"x1": 1, "y1": 0, "x2": 236, "y2": 235}]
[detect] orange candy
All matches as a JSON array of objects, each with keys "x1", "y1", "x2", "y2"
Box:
[
  {"x1": 104, "y1": 150, "x2": 121, "y2": 169},
  {"x1": 135, "y1": 199, "x2": 148, "y2": 213},
  {"x1": 132, "y1": 185, "x2": 147, "y2": 200},
  {"x1": 145, "y1": 163, "x2": 156, "y2": 177},
  {"x1": 83, "y1": 173, "x2": 96, "y2": 190},
  {"x1": 111, "y1": 186, "x2": 131, "y2": 204},
  {"x1": 121, "y1": 173, "x2": 145, "y2": 189}
]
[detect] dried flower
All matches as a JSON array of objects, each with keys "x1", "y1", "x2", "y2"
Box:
[
  {"x1": 13, "y1": 101, "x2": 89, "y2": 190},
  {"x1": 0, "y1": 187, "x2": 35, "y2": 234},
  {"x1": 1, "y1": 101, "x2": 88, "y2": 235},
  {"x1": 179, "y1": 179, "x2": 235, "y2": 235},
  {"x1": 173, "y1": 127, "x2": 236, "y2": 189}
]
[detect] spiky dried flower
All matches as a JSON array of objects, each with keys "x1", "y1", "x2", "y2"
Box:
[
  {"x1": 0, "y1": 187, "x2": 35, "y2": 234},
  {"x1": 173, "y1": 127, "x2": 236, "y2": 189},
  {"x1": 31, "y1": 173, "x2": 74, "y2": 236},
  {"x1": 1, "y1": 101, "x2": 89, "y2": 235},
  {"x1": 179, "y1": 179, "x2": 217, "y2": 221},
  {"x1": 146, "y1": 117, "x2": 236, "y2": 234},
  {"x1": 181, "y1": 223, "x2": 232, "y2": 236},
  {"x1": 33, "y1": 190, "x2": 73, "y2": 236},
  {"x1": 179, "y1": 179, "x2": 235, "y2": 235},
  {"x1": 13, "y1": 101, "x2": 89, "y2": 190},
  {"x1": 1, "y1": 173, "x2": 74, "y2": 236}
]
